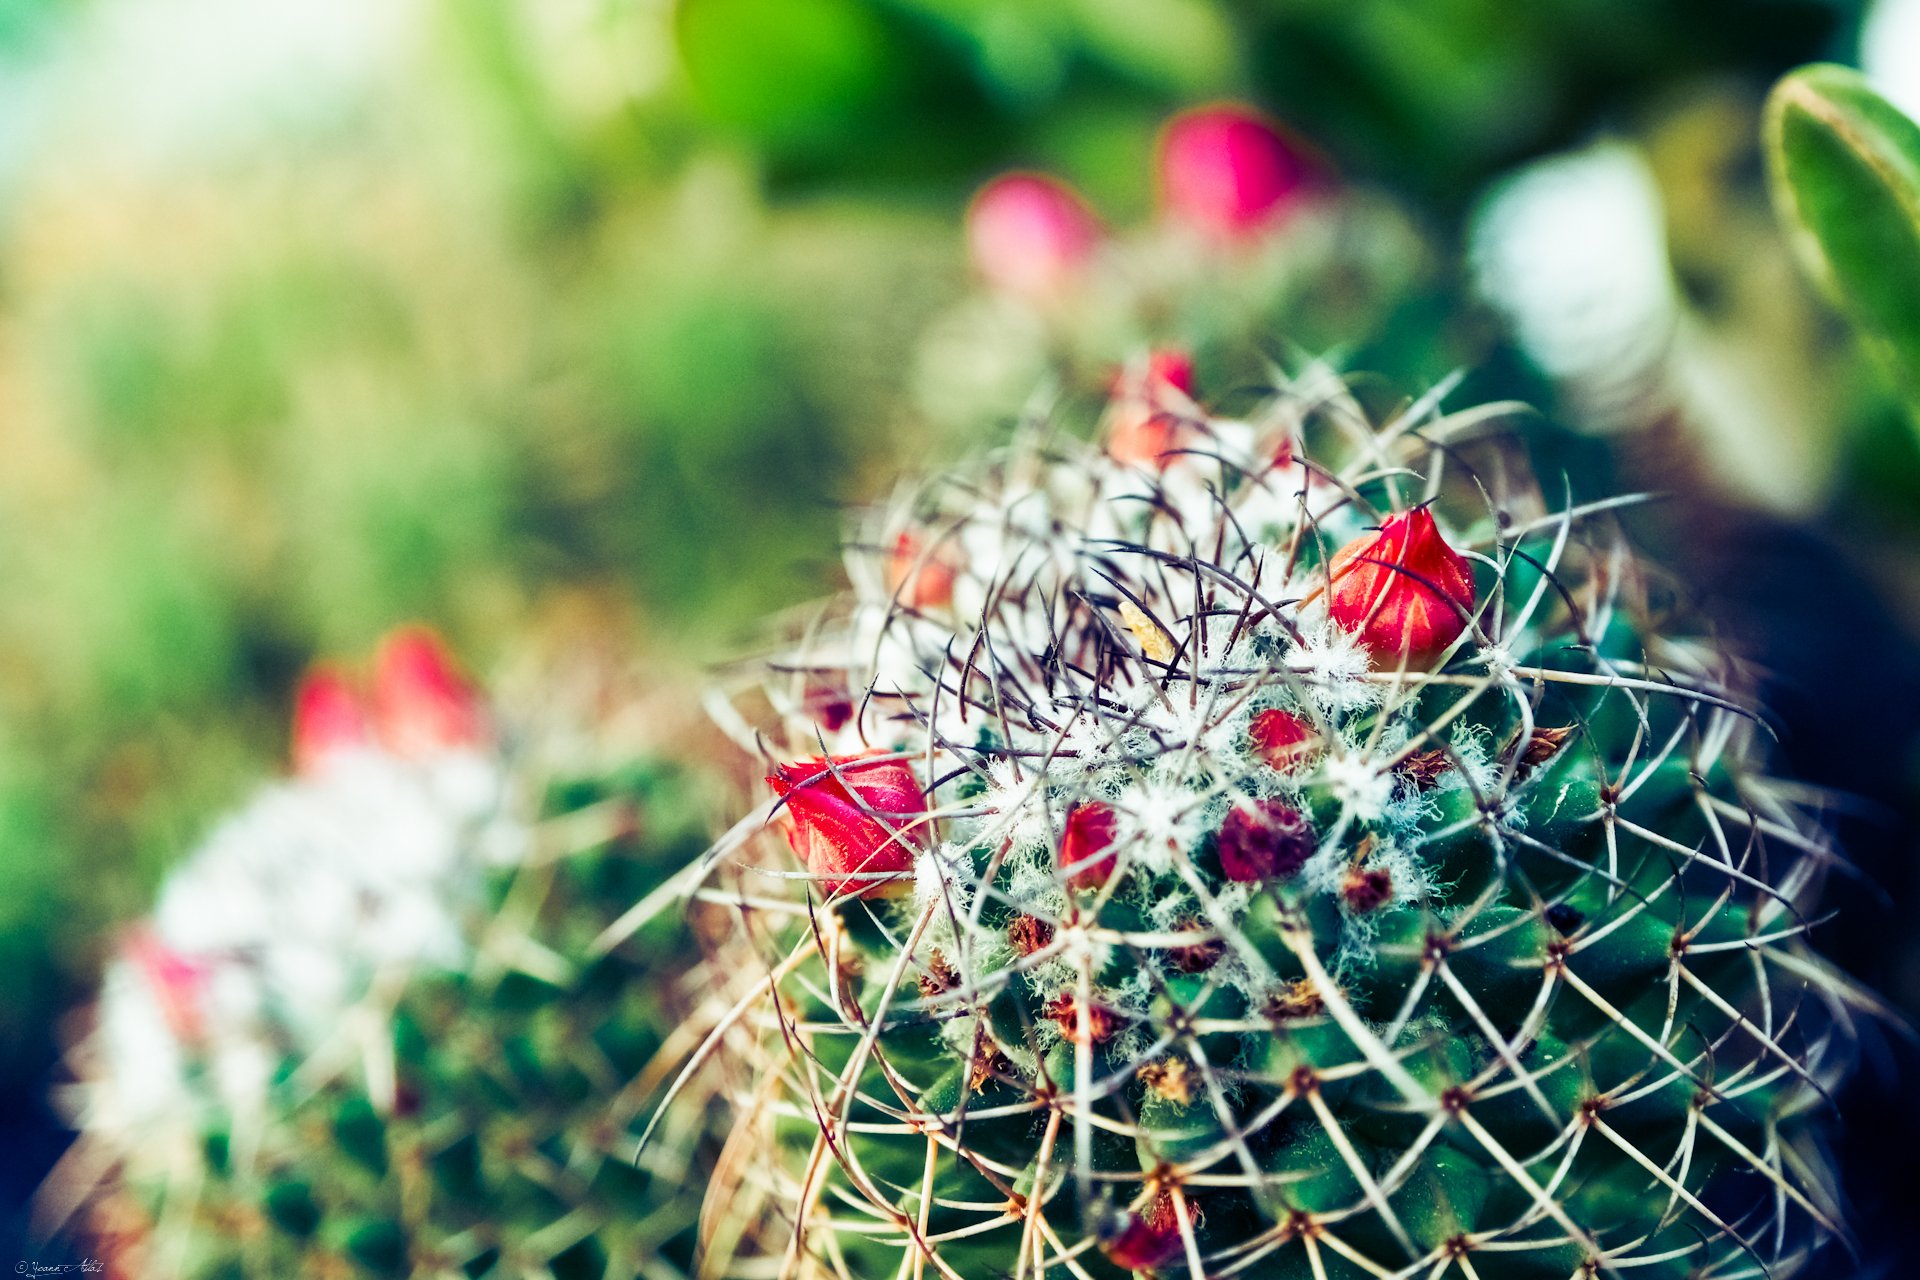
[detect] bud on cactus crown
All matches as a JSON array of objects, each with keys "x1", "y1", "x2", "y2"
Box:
[{"x1": 710, "y1": 367, "x2": 1860, "y2": 1279}]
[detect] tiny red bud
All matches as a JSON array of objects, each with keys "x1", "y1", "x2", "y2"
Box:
[
  {"x1": 1216, "y1": 799, "x2": 1315, "y2": 882},
  {"x1": 966, "y1": 172, "x2": 1102, "y2": 304},
  {"x1": 1044, "y1": 993, "x2": 1119, "y2": 1045},
  {"x1": 1326, "y1": 508, "x2": 1476, "y2": 664},
  {"x1": 1341, "y1": 865, "x2": 1394, "y2": 912},
  {"x1": 1104, "y1": 1191, "x2": 1184, "y2": 1271},
  {"x1": 291, "y1": 663, "x2": 370, "y2": 775},
  {"x1": 1106, "y1": 347, "x2": 1199, "y2": 470},
  {"x1": 887, "y1": 531, "x2": 959, "y2": 610},
  {"x1": 372, "y1": 625, "x2": 487, "y2": 756},
  {"x1": 1009, "y1": 913, "x2": 1055, "y2": 956},
  {"x1": 767, "y1": 754, "x2": 926, "y2": 898},
  {"x1": 1250, "y1": 709, "x2": 1316, "y2": 772},
  {"x1": 1157, "y1": 103, "x2": 1321, "y2": 240},
  {"x1": 1060, "y1": 802, "x2": 1120, "y2": 891}
]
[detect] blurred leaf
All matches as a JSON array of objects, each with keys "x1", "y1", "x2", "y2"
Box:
[
  {"x1": 676, "y1": 0, "x2": 905, "y2": 151},
  {"x1": 1766, "y1": 63, "x2": 1920, "y2": 426}
]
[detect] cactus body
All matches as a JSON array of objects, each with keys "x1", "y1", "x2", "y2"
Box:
[
  {"x1": 59, "y1": 634, "x2": 724, "y2": 1280},
  {"x1": 711, "y1": 372, "x2": 1857, "y2": 1279}
]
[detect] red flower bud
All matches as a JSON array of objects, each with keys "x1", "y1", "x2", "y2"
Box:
[
  {"x1": 125, "y1": 928, "x2": 211, "y2": 1043},
  {"x1": 966, "y1": 172, "x2": 1102, "y2": 304},
  {"x1": 1157, "y1": 103, "x2": 1321, "y2": 241},
  {"x1": 1059, "y1": 801, "x2": 1120, "y2": 891},
  {"x1": 1249, "y1": 709, "x2": 1316, "y2": 772},
  {"x1": 1216, "y1": 799, "x2": 1315, "y2": 882},
  {"x1": 767, "y1": 754, "x2": 926, "y2": 898},
  {"x1": 1326, "y1": 508, "x2": 1476, "y2": 664},
  {"x1": 291, "y1": 663, "x2": 370, "y2": 775},
  {"x1": 1106, "y1": 348, "x2": 1199, "y2": 469},
  {"x1": 886, "y1": 531, "x2": 959, "y2": 610},
  {"x1": 371, "y1": 625, "x2": 487, "y2": 756},
  {"x1": 1103, "y1": 1191, "x2": 1184, "y2": 1271}
]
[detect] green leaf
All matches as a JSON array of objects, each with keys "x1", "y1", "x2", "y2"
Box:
[{"x1": 1765, "y1": 64, "x2": 1920, "y2": 423}]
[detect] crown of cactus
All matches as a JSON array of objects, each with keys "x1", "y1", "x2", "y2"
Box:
[
  {"x1": 704, "y1": 366, "x2": 1864, "y2": 1279},
  {"x1": 54, "y1": 626, "x2": 729, "y2": 1280}
]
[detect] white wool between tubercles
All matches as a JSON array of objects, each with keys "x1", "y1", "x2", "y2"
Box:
[
  {"x1": 1284, "y1": 620, "x2": 1382, "y2": 715},
  {"x1": 1319, "y1": 749, "x2": 1398, "y2": 825}
]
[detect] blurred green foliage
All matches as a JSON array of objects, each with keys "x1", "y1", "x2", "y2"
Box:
[{"x1": 1767, "y1": 63, "x2": 1920, "y2": 427}]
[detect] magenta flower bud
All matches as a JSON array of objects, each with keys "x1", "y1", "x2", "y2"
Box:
[
  {"x1": 767, "y1": 754, "x2": 927, "y2": 898},
  {"x1": 1157, "y1": 103, "x2": 1321, "y2": 241},
  {"x1": 966, "y1": 172, "x2": 1102, "y2": 304},
  {"x1": 1326, "y1": 508, "x2": 1476, "y2": 664}
]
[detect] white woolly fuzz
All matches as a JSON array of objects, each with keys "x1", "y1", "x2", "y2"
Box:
[{"x1": 81, "y1": 741, "x2": 523, "y2": 1173}]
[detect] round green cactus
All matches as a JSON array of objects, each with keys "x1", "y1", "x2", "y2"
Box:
[
  {"x1": 702, "y1": 366, "x2": 1860, "y2": 1279},
  {"x1": 53, "y1": 631, "x2": 730, "y2": 1280}
]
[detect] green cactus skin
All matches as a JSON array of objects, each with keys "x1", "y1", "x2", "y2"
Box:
[
  {"x1": 703, "y1": 370, "x2": 1861, "y2": 1280},
  {"x1": 64, "y1": 745, "x2": 724, "y2": 1280}
]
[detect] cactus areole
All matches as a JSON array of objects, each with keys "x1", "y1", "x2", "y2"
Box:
[{"x1": 718, "y1": 363, "x2": 1860, "y2": 1279}]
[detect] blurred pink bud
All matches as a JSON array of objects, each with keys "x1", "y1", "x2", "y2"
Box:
[
  {"x1": 1327, "y1": 508, "x2": 1476, "y2": 664},
  {"x1": 966, "y1": 172, "x2": 1102, "y2": 304},
  {"x1": 372, "y1": 625, "x2": 487, "y2": 756},
  {"x1": 291, "y1": 663, "x2": 371, "y2": 776},
  {"x1": 886, "y1": 530, "x2": 960, "y2": 610},
  {"x1": 1106, "y1": 348, "x2": 1199, "y2": 469},
  {"x1": 767, "y1": 754, "x2": 926, "y2": 898},
  {"x1": 1157, "y1": 103, "x2": 1321, "y2": 240},
  {"x1": 125, "y1": 928, "x2": 211, "y2": 1043}
]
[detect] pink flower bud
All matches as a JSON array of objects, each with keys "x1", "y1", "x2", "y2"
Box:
[
  {"x1": 966, "y1": 172, "x2": 1102, "y2": 305},
  {"x1": 371, "y1": 625, "x2": 488, "y2": 756},
  {"x1": 1326, "y1": 508, "x2": 1476, "y2": 664},
  {"x1": 125, "y1": 928, "x2": 211, "y2": 1043},
  {"x1": 1216, "y1": 799, "x2": 1314, "y2": 882},
  {"x1": 1104, "y1": 1191, "x2": 1184, "y2": 1271},
  {"x1": 1157, "y1": 103, "x2": 1321, "y2": 241},
  {"x1": 886, "y1": 531, "x2": 959, "y2": 610},
  {"x1": 291, "y1": 663, "x2": 370, "y2": 776},
  {"x1": 1059, "y1": 801, "x2": 1119, "y2": 891},
  {"x1": 767, "y1": 754, "x2": 927, "y2": 898},
  {"x1": 1105, "y1": 348, "x2": 1199, "y2": 469},
  {"x1": 1249, "y1": 708, "x2": 1316, "y2": 772}
]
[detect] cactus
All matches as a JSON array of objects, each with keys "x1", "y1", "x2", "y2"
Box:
[
  {"x1": 53, "y1": 627, "x2": 728, "y2": 1280},
  {"x1": 702, "y1": 366, "x2": 1863, "y2": 1279}
]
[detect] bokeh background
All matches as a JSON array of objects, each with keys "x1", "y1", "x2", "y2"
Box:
[{"x1": 5, "y1": 0, "x2": 1920, "y2": 1271}]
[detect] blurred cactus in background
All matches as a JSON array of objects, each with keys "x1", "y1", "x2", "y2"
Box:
[
  {"x1": 918, "y1": 101, "x2": 1480, "y2": 438},
  {"x1": 46, "y1": 627, "x2": 736, "y2": 1278},
  {"x1": 701, "y1": 363, "x2": 1864, "y2": 1277}
]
